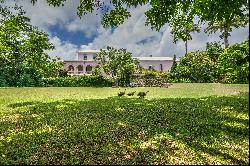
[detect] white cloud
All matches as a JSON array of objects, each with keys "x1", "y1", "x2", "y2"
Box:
[
  {"x1": 79, "y1": 43, "x2": 94, "y2": 50},
  {"x1": 14, "y1": 0, "x2": 101, "y2": 38},
  {"x1": 65, "y1": 13, "x2": 102, "y2": 38},
  {"x1": 3, "y1": 1, "x2": 249, "y2": 60},
  {"x1": 69, "y1": 14, "x2": 248, "y2": 59},
  {"x1": 47, "y1": 36, "x2": 78, "y2": 60},
  {"x1": 90, "y1": 5, "x2": 163, "y2": 57},
  {"x1": 89, "y1": 5, "x2": 249, "y2": 58},
  {"x1": 15, "y1": 0, "x2": 77, "y2": 31}
]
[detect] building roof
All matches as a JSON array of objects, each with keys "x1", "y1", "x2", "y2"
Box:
[
  {"x1": 64, "y1": 56, "x2": 179, "y2": 62},
  {"x1": 77, "y1": 50, "x2": 101, "y2": 53},
  {"x1": 134, "y1": 57, "x2": 179, "y2": 61},
  {"x1": 63, "y1": 60, "x2": 94, "y2": 62}
]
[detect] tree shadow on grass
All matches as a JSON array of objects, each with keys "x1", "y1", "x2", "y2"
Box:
[{"x1": 0, "y1": 94, "x2": 249, "y2": 165}]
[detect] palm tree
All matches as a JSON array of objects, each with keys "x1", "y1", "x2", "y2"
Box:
[
  {"x1": 170, "y1": 12, "x2": 200, "y2": 55},
  {"x1": 205, "y1": 15, "x2": 249, "y2": 48}
]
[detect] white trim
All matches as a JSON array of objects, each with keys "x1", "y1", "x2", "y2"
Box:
[
  {"x1": 134, "y1": 57, "x2": 179, "y2": 61},
  {"x1": 78, "y1": 50, "x2": 101, "y2": 53}
]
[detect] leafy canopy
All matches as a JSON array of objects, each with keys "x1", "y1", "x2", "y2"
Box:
[
  {"x1": 27, "y1": 0, "x2": 248, "y2": 29},
  {"x1": 171, "y1": 51, "x2": 215, "y2": 83},
  {"x1": 216, "y1": 39, "x2": 249, "y2": 83},
  {"x1": 170, "y1": 38, "x2": 249, "y2": 83},
  {"x1": 206, "y1": 41, "x2": 223, "y2": 62},
  {"x1": 27, "y1": 0, "x2": 248, "y2": 49},
  {"x1": 96, "y1": 46, "x2": 138, "y2": 86},
  {"x1": 0, "y1": 4, "x2": 63, "y2": 86}
]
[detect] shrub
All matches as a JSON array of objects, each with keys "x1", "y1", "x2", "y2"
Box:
[
  {"x1": 43, "y1": 76, "x2": 113, "y2": 87},
  {"x1": 96, "y1": 47, "x2": 137, "y2": 87},
  {"x1": 0, "y1": 76, "x2": 8, "y2": 87},
  {"x1": 0, "y1": 65, "x2": 44, "y2": 87},
  {"x1": 171, "y1": 51, "x2": 216, "y2": 83},
  {"x1": 130, "y1": 73, "x2": 170, "y2": 87},
  {"x1": 217, "y1": 39, "x2": 249, "y2": 84}
]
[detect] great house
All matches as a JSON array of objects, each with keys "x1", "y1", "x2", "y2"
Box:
[{"x1": 63, "y1": 50, "x2": 179, "y2": 76}]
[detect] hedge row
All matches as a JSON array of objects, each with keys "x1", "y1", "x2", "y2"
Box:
[
  {"x1": 130, "y1": 74, "x2": 169, "y2": 87},
  {"x1": 43, "y1": 76, "x2": 113, "y2": 87},
  {"x1": 130, "y1": 78, "x2": 168, "y2": 87}
]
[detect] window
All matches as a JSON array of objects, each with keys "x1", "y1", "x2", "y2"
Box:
[
  {"x1": 83, "y1": 55, "x2": 87, "y2": 60},
  {"x1": 93, "y1": 54, "x2": 97, "y2": 60},
  {"x1": 160, "y1": 64, "x2": 163, "y2": 71},
  {"x1": 68, "y1": 65, "x2": 74, "y2": 74},
  {"x1": 86, "y1": 65, "x2": 92, "y2": 74},
  {"x1": 77, "y1": 65, "x2": 83, "y2": 74},
  {"x1": 68, "y1": 65, "x2": 74, "y2": 71}
]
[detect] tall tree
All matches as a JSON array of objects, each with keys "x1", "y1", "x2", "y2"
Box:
[
  {"x1": 96, "y1": 46, "x2": 137, "y2": 87},
  {"x1": 217, "y1": 39, "x2": 249, "y2": 83},
  {"x1": 0, "y1": 4, "x2": 62, "y2": 86},
  {"x1": 170, "y1": 54, "x2": 177, "y2": 73},
  {"x1": 206, "y1": 41, "x2": 223, "y2": 62},
  {"x1": 170, "y1": 9, "x2": 200, "y2": 55},
  {"x1": 194, "y1": 0, "x2": 249, "y2": 48},
  {"x1": 172, "y1": 51, "x2": 215, "y2": 83},
  {"x1": 204, "y1": 15, "x2": 249, "y2": 48}
]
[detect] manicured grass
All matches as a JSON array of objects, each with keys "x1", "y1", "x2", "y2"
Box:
[{"x1": 0, "y1": 83, "x2": 249, "y2": 164}]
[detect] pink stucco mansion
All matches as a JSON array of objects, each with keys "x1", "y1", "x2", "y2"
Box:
[{"x1": 63, "y1": 50, "x2": 179, "y2": 76}]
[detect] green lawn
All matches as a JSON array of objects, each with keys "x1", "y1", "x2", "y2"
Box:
[{"x1": 0, "y1": 83, "x2": 249, "y2": 164}]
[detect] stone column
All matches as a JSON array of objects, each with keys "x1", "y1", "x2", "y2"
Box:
[
  {"x1": 83, "y1": 65, "x2": 86, "y2": 75},
  {"x1": 74, "y1": 65, "x2": 78, "y2": 75}
]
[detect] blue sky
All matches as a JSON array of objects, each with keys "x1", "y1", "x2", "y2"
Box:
[
  {"x1": 48, "y1": 25, "x2": 96, "y2": 46},
  {"x1": 4, "y1": 0, "x2": 249, "y2": 60}
]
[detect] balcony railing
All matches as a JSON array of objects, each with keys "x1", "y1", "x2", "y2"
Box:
[
  {"x1": 77, "y1": 71, "x2": 84, "y2": 74},
  {"x1": 66, "y1": 70, "x2": 93, "y2": 75}
]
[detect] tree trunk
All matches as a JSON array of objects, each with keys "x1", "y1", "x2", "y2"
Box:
[
  {"x1": 185, "y1": 40, "x2": 188, "y2": 55},
  {"x1": 112, "y1": 72, "x2": 118, "y2": 87},
  {"x1": 224, "y1": 29, "x2": 229, "y2": 48},
  {"x1": 224, "y1": 34, "x2": 229, "y2": 48}
]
